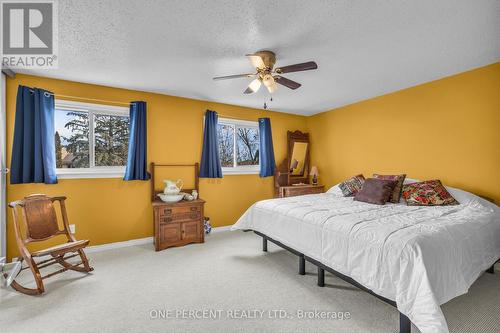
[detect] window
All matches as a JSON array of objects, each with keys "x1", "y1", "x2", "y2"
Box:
[
  {"x1": 217, "y1": 118, "x2": 260, "y2": 174},
  {"x1": 54, "y1": 100, "x2": 129, "y2": 178}
]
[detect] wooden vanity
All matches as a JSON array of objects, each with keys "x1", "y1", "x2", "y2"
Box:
[
  {"x1": 151, "y1": 162, "x2": 205, "y2": 251},
  {"x1": 274, "y1": 130, "x2": 324, "y2": 197}
]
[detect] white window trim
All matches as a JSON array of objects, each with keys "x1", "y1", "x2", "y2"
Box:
[
  {"x1": 218, "y1": 117, "x2": 260, "y2": 176},
  {"x1": 54, "y1": 100, "x2": 129, "y2": 179},
  {"x1": 56, "y1": 167, "x2": 125, "y2": 179}
]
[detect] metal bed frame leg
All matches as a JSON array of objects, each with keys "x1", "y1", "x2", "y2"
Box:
[
  {"x1": 254, "y1": 231, "x2": 415, "y2": 332},
  {"x1": 299, "y1": 256, "x2": 305, "y2": 275},
  {"x1": 317, "y1": 267, "x2": 325, "y2": 287},
  {"x1": 399, "y1": 312, "x2": 411, "y2": 333}
]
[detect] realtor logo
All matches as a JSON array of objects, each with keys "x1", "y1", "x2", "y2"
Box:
[{"x1": 1, "y1": 0, "x2": 58, "y2": 68}]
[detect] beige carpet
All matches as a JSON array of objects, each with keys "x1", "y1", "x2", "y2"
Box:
[{"x1": 1, "y1": 230, "x2": 499, "y2": 333}]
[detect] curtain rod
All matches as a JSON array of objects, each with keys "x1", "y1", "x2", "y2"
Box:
[
  {"x1": 217, "y1": 113, "x2": 260, "y2": 121},
  {"x1": 27, "y1": 89, "x2": 133, "y2": 106},
  {"x1": 54, "y1": 94, "x2": 133, "y2": 106}
]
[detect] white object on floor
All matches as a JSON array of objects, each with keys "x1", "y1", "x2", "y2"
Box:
[
  {"x1": 232, "y1": 185, "x2": 500, "y2": 333},
  {"x1": 0, "y1": 257, "x2": 21, "y2": 287}
]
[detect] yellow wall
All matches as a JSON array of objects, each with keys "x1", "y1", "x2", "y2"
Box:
[
  {"x1": 5, "y1": 74, "x2": 307, "y2": 258},
  {"x1": 308, "y1": 62, "x2": 500, "y2": 203},
  {"x1": 5, "y1": 63, "x2": 499, "y2": 258}
]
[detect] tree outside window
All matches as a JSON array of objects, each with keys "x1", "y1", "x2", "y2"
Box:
[
  {"x1": 217, "y1": 118, "x2": 259, "y2": 174},
  {"x1": 54, "y1": 107, "x2": 129, "y2": 169}
]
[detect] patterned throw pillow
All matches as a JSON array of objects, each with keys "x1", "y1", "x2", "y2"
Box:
[
  {"x1": 402, "y1": 180, "x2": 459, "y2": 206},
  {"x1": 338, "y1": 174, "x2": 365, "y2": 197},
  {"x1": 373, "y1": 174, "x2": 406, "y2": 203}
]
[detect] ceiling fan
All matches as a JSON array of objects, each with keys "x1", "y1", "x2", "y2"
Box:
[{"x1": 213, "y1": 50, "x2": 318, "y2": 94}]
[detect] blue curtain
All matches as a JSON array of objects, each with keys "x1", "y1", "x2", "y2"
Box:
[
  {"x1": 258, "y1": 118, "x2": 276, "y2": 177},
  {"x1": 10, "y1": 86, "x2": 57, "y2": 184},
  {"x1": 200, "y1": 110, "x2": 222, "y2": 178},
  {"x1": 124, "y1": 101, "x2": 150, "y2": 181}
]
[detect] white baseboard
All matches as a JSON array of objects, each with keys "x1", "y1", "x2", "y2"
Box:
[
  {"x1": 13, "y1": 225, "x2": 235, "y2": 262},
  {"x1": 83, "y1": 225, "x2": 234, "y2": 252},
  {"x1": 85, "y1": 236, "x2": 154, "y2": 254},
  {"x1": 86, "y1": 225, "x2": 233, "y2": 253},
  {"x1": 210, "y1": 225, "x2": 232, "y2": 233}
]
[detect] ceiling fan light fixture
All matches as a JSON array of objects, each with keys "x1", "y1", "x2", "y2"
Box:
[
  {"x1": 267, "y1": 84, "x2": 277, "y2": 93},
  {"x1": 262, "y1": 74, "x2": 277, "y2": 93},
  {"x1": 248, "y1": 78, "x2": 262, "y2": 93},
  {"x1": 262, "y1": 74, "x2": 273, "y2": 86}
]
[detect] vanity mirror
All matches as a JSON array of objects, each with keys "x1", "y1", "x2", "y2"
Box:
[
  {"x1": 290, "y1": 142, "x2": 309, "y2": 175},
  {"x1": 274, "y1": 131, "x2": 323, "y2": 197},
  {"x1": 288, "y1": 131, "x2": 310, "y2": 179}
]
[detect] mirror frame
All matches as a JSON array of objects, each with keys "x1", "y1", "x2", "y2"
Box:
[{"x1": 287, "y1": 130, "x2": 310, "y2": 183}]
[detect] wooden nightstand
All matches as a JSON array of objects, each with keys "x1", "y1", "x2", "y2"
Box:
[
  {"x1": 150, "y1": 162, "x2": 205, "y2": 252},
  {"x1": 152, "y1": 198, "x2": 205, "y2": 251},
  {"x1": 278, "y1": 184, "x2": 325, "y2": 198}
]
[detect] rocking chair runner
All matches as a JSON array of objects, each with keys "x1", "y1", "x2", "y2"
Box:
[{"x1": 8, "y1": 194, "x2": 93, "y2": 295}]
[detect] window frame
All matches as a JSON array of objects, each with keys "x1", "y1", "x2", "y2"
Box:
[
  {"x1": 54, "y1": 99, "x2": 129, "y2": 179},
  {"x1": 217, "y1": 117, "x2": 260, "y2": 175}
]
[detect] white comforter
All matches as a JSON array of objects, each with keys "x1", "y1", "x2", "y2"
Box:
[{"x1": 231, "y1": 185, "x2": 500, "y2": 333}]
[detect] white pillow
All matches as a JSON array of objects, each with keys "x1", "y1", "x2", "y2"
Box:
[
  {"x1": 403, "y1": 178, "x2": 420, "y2": 184},
  {"x1": 326, "y1": 184, "x2": 343, "y2": 196},
  {"x1": 445, "y1": 186, "x2": 496, "y2": 209},
  {"x1": 402, "y1": 180, "x2": 496, "y2": 209}
]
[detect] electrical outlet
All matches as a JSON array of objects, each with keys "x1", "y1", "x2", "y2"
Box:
[{"x1": 69, "y1": 224, "x2": 76, "y2": 234}]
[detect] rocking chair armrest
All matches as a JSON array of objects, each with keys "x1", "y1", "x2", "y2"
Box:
[
  {"x1": 8, "y1": 200, "x2": 24, "y2": 208},
  {"x1": 51, "y1": 196, "x2": 67, "y2": 203}
]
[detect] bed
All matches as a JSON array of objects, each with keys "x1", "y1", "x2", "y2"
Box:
[{"x1": 231, "y1": 181, "x2": 500, "y2": 333}]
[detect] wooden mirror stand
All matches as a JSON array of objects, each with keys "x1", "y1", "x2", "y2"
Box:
[{"x1": 274, "y1": 130, "x2": 312, "y2": 197}]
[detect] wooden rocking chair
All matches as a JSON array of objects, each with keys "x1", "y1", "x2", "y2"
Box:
[{"x1": 8, "y1": 194, "x2": 93, "y2": 295}]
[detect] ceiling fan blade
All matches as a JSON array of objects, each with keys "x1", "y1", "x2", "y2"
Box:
[
  {"x1": 274, "y1": 75, "x2": 301, "y2": 90},
  {"x1": 274, "y1": 61, "x2": 317, "y2": 74},
  {"x1": 246, "y1": 54, "x2": 266, "y2": 69},
  {"x1": 213, "y1": 73, "x2": 256, "y2": 81}
]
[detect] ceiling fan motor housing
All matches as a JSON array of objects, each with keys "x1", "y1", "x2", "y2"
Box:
[{"x1": 254, "y1": 50, "x2": 276, "y2": 70}]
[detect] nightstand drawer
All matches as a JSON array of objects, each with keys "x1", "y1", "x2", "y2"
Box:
[
  {"x1": 158, "y1": 205, "x2": 201, "y2": 224},
  {"x1": 159, "y1": 205, "x2": 200, "y2": 217},
  {"x1": 281, "y1": 185, "x2": 324, "y2": 198}
]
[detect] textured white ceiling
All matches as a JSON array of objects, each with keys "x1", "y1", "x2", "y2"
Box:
[{"x1": 18, "y1": 0, "x2": 500, "y2": 115}]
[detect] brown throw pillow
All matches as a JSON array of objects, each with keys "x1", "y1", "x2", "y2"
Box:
[
  {"x1": 338, "y1": 174, "x2": 365, "y2": 197},
  {"x1": 373, "y1": 174, "x2": 406, "y2": 203},
  {"x1": 354, "y1": 178, "x2": 397, "y2": 205}
]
